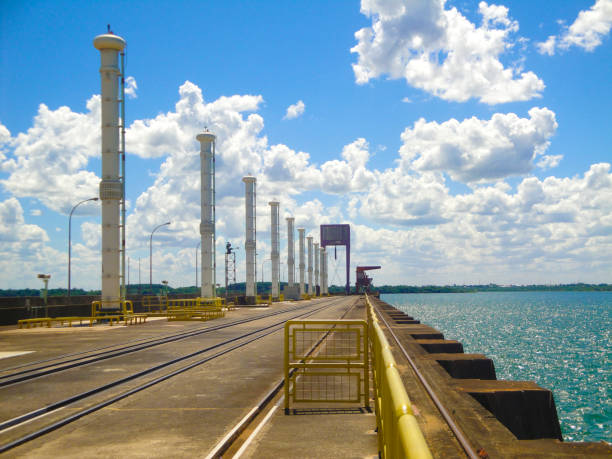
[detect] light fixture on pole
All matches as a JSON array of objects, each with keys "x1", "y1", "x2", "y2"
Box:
[
  {"x1": 68, "y1": 197, "x2": 99, "y2": 298},
  {"x1": 149, "y1": 221, "x2": 171, "y2": 294},
  {"x1": 37, "y1": 274, "x2": 51, "y2": 318},
  {"x1": 195, "y1": 240, "x2": 201, "y2": 290}
]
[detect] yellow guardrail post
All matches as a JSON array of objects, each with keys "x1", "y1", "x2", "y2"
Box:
[
  {"x1": 284, "y1": 321, "x2": 291, "y2": 413},
  {"x1": 366, "y1": 294, "x2": 432, "y2": 459}
]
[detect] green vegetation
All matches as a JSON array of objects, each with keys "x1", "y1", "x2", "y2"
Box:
[
  {"x1": 373, "y1": 283, "x2": 612, "y2": 293},
  {"x1": 0, "y1": 282, "x2": 610, "y2": 298}
]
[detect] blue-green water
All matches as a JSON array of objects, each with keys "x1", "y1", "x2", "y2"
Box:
[{"x1": 381, "y1": 292, "x2": 611, "y2": 443}]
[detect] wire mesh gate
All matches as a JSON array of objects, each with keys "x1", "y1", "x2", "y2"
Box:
[{"x1": 284, "y1": 320, "x2": 370, "y2": 413}]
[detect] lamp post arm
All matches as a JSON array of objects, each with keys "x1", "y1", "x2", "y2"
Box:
[{"x1": 68, "y1": 197, "x2": 98, "y2": 298}]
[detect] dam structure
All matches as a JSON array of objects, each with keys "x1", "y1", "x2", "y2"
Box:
[{"x1": 1, "y1": 29, "x2": 610, "y2": 459}]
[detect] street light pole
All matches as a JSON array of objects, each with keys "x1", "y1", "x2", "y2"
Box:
[
  {"x1": 195, "y1": 241, "x2": 201, "y2": 290},
  {"x1": 38, "y1": 274, "x2": 51, "y2": 317},
  {"x1": 68, "y1": 197, "x2": 98, "y2": 298},
  {"x1": 149, "y1": 221, "x2": 171, "y2": 294}
]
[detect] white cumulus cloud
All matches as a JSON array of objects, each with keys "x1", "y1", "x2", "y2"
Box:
[
  {"x1": 537, "y1": 0, "x2": 612, "y2": 55},
  {"x1": 284, "y1": 100, "x2": 305, "y2": 120},
  {"x1": 351, "y1": 0, "x2": 545, "y2": 104},
  {"x1": 2, "y1": 82, "x2": 611, "y2": 288},
  {"x1": 124, "y1": 76, "x2": 138, "y2": 99},
  {"x1": 537, "y1": 154, "x2": 563, "y2": 170},
  {"x1": 399, "y1": 107, "x2": 558, "y2": 183},
  {"x1": 0, "y1": 97, "x2": 101, "y2": 213}
]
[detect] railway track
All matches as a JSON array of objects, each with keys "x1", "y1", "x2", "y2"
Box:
[
  {"x1": 0, "y1": 297, "x2": 346, "y2": 454},
  {"x1": 0, "y1": 301, "x2": 336, "y2": 388}
]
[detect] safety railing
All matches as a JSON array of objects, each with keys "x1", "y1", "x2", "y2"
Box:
[
  {"x1": 167, "y1": 308, "x2": 225, "y2": 322},
  {"x1": 167, "y1": 298, "x2": 199, "y2": 309},
  {"x1": 91, "y1": 300, "x2": 134, "y2": 318},
  {"x1": 366, "y1": 294, "x2": 432, "y2": 459},
  {"x1": 142, "y1": 295, "x2": 167, "y2": 314},
  {"x1": 284, "y1": 320, "x2": 369, "y2": 412},
  {"x1": 165, "y1": 297, "x2": 225, "y2": 321},
  {"x1": 197, "y1": 297, "x2": 225, "y2": 308}
]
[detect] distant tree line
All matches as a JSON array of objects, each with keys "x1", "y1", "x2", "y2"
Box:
[
  {"x1": 373, "y1": 283, "x2": 612, "y2": 293},
  {"x1": 1, "y1": 282, "x2": 610, "y2": 297}
]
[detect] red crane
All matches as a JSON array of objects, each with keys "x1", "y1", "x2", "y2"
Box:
[{"x1": 355, "y1": 266, "x2": 381, "y2": 293}]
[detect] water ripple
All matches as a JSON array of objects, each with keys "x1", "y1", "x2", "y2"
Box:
[{"x1": 382, "y1": 291, "x2": 611, "y2": 443}]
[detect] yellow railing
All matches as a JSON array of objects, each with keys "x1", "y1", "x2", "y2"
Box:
[
  {"x1": 366, "y1": 295, "x2": 432, "y2": 459},
  {"x1": 284, "y1": 319, "x2": 369, "y2": 412},
  {"x1": 91, "y1": 300, "x2": 134, "y2": 318},
  {"x1": 142, "y1": 295, "x2": 167, "y2": 313},
  {"x1": 165, "y1": 297, "x2": 225, "y2": 321},
  {"x1": 167, "y1": 298, "x2": 199, "y2": 309}
]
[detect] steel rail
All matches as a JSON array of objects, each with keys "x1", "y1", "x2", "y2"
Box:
[
  {"x1": 1, "y1": 302, "x2": 320, "y2": 376},
  {"x1": 370, "y1": 296, "x2": 480, "y2": 459},
  {"x1": 0, "y1": 298, "x2": 344, "y2": 452},
  {"x1": 0, "y1": 301, "x2": 331, "y2": 386}
]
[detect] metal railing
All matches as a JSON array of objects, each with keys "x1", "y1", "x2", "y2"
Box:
[
  {"x1": 366, "y1": 294, "x2": 432, "y2": 459},
  {"x1": 91, "y1": 299, "x2": 134, "y2": 317},
  {"x1": 284, "y1": 319, "x2": 370, "y2": 412}
]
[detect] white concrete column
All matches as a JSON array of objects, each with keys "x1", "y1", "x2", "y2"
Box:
[
  {"x1": 298, "y1": 228, "x2": 305, "y2": 296},
  {"x1": 94, "y1": 33, "x2": 125, "y2": 307},
  {"x1": 321, "y1": 247, "x2": 327, "y2": 295},
  {"x1": 197, "y1": 131, "x2": 215, "y2": 298},
  {"x1": 314, "y1": 242, "x2": 319, "y2": 296},
  {"x1": 269, "y1": 201, "x2": 280, "y2": 300},
  {"x1": 243, "y1": 176, "x2": 257, "y2": 299},
  {"x1": 307, "y1": 236, "x2": 313, "y2": 295},
  {"x1": 286, "y1": 217, "x2": 295, "y2": 287}
]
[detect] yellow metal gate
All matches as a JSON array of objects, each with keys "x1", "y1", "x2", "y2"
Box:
[{"x1": 284, "y1": 319, "x2": 370, "y2": 413}]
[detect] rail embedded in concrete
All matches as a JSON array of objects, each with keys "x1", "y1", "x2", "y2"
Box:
[{"x1": 366, "y1": 295, "x2": 432, "y2": 459}]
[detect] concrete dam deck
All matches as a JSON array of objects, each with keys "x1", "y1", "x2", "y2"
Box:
[{"x1": 0, "y1": 295, "x2": 610, "y2": 458}]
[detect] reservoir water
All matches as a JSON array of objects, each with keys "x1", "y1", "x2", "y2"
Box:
[{"x1": 381, "y1": 291, "x2": 611, "y2": 443}]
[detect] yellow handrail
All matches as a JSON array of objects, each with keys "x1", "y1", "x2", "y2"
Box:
[{"x1": 366, "y1": 294, "x2": 432, "y2": 459}]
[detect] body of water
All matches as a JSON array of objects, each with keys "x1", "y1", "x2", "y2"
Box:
[{"x1": 381, "y1": 291, "x2": 611, "y2": 443}]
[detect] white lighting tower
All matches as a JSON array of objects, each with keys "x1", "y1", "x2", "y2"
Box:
[
  {"x1": 321, "y1": 247, "x2": 327, "y2": 295},
  {"x1": 298, "y1": 228, "x2": 305, "y2": 297},
  {"x1": 314, "y1": 242, "x2": 319, "y2": 296},
  {"x1": 286, "y1": 217, "x2": 295, "y2": 288},
  {"x1": 197, "y1": 130, "x2": 216, "y2": 298},
  {"x1": 307, "y1": 236, "x2": 313, "y2": 296},
  {"x1": 269, "y1": 201, "x2": 280, "y2": 300},
  {"x1": 243, "y1": 176, "x2": 257, "y2": 302},
  {"x1": 94, "y1": 32, "x2": 125, "y2": 309}
]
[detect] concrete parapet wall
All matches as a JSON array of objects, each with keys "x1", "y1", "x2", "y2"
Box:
[
  {"x1": 371, "y1": 296, "x2": 612, "y2": 457},
  {"x1": 0, "y1": 293, "x2": 200, "y2": 325}
]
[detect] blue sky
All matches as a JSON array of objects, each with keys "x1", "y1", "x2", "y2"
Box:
[{"x1": 1, "y1": 0, "x2": 611, "y2": 289}]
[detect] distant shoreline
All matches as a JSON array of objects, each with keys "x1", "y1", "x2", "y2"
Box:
[
  {"x1": 373, "y1": 283, "x2": 612, "y2": 294},
  {"x1": 1, "y1": 282, "x2": 610, "y2": 297}
]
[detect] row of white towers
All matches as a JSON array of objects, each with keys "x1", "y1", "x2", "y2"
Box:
[
  {"x1": 94, "y1": 30, "x2": 327, "y2": 303},
  {"x1": 240, "y1": 178, "x2": 327, "y2": 301}
]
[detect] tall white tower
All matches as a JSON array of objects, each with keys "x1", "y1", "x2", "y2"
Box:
[
  {"x1": 197, "y1": 131, "x2": 216, "y2": 298},
  {"x1": 321, "y1": 247, "x2": 327, "y2": 295},
  {"x1": 94, "y1": 32, "x2": 125, "y2": 308},
  {"x1": 286, "y1": 217, "x2": 295, "y2": 288},
  {"x1": 307, "y1": 236, "x2": 313, "y2": 295},
  {"x1": 243, "y1": 176, "x2": 257, "y2": 301},
  {"x1": 269, "y1": 201, "x2": 280, "y2": 300},
  {"x1": 314, "y1": 242, "x2": 319, "y2": 296},
  {"x1": 298, "y1": 228, "x2": 305, "y2": 296}
]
